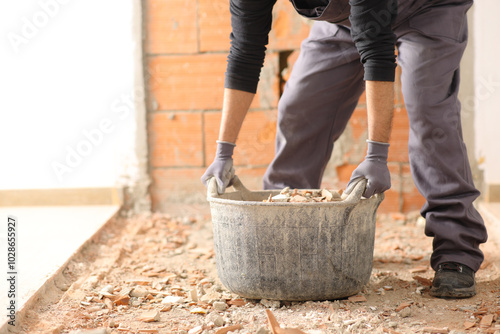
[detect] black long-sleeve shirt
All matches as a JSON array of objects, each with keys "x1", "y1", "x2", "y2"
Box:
[{"x1": 225, "y1": 0, "x2": 398, "y2": 94}]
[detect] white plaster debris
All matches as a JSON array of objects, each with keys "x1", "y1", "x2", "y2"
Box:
[
  {"x1": 260, "y1": 299, "x2": 281, "y2": 308},
  {"x1": 162, "y1": 296, "x2": 184, "y2": 304},
  {"x1": 266, "y1": 188, "x2": 343, "y2": 203}
]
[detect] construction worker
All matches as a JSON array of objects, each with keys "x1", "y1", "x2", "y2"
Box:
[{"x1": 202, "y1": 0, "x2": 487, "y2": 299}]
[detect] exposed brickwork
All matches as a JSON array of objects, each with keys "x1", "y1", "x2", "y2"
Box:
[
  {"x1": 389, "y1": 107, "x2": 410, "y2": 163},
  {"x1": 148, "y1": 112, "x2": 204, "y2": 167},
  {"x1": 148, "y1": 54, "x2": 227, "y2": 111},
  {"x1": 198, "y1": 0, "x2": 231, "y2": 52},
  {"x1": 146, "y1": 0, "x2": 198, "y2": 54},
  {"x1": 268, "y1": 2, "x2": 312, "y2": 51},
  {"x1": 401, "y1": 164, "x2": 426, "y2": 213},
  {"x1": 145, "y1": 0, "x2": 424, "y2": 213},
  {"x1": 148, "y1": 53, "x2": 279, "y2": 112},
  {"x1": 204, "y1": 110, "x2": 277, "y2": 167}
]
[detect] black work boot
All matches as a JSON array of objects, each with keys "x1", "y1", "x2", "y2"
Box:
[{"x1": 430, "y1": 262, "x2": 476, "y2": 298}]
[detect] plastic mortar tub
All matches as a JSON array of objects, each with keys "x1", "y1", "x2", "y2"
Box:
[{"x1": 207, "y1": 176, "x2": 384, "y2": 301}]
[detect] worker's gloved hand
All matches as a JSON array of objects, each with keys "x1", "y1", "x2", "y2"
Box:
[
  {"x1": 201, "y1": 141, "x2": 236, "y2": 194},
  {"x1": 346, "y1": 140, "x2": 391, "y2": 198}
]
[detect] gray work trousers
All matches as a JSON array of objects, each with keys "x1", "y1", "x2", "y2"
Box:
[{"x1": 263, "y1": 0, "x2": 488, "y2": 271}]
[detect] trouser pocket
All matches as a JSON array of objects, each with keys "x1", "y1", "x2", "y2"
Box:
[
  {"x1": 289, "y1": 0, "x2": 350, "y2": 23},
  {"x1": 408, "y1": 0, "x2": 472, "y2": 42}
]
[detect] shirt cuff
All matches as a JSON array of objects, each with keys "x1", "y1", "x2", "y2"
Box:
[{"x1": 363, "y1": 65, "x2": 396, "y2": 82}]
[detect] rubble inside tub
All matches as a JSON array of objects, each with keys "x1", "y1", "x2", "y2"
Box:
[{"x1": 263, "y1": 187, "x2": 344, "y2": 203}]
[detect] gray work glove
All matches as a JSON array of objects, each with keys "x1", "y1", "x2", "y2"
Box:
[
  {"x1": 201, "y1": 141, "x2": 236, "y2": 194},
  {"x1": 346, "y1": 140, "x2": 391, "y2": 198}
]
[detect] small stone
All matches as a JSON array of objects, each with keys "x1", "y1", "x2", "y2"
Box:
[
  {"x1": 290, "y1": 195, "x2": 307, "y2": 202},
  {"x1": 188, "y1": 325, "x2": 204, "y2": 334},
  {"x1": 190, "y1": 307, "x2": 207, "y2": 314},
  {"x1": 100, "y1": 285, "x2": 114, "y2": 294},
  {"x1": 459, "y1": 306, "x2": 475, "y2": 312},
  {"x1": 190, "y1": 289, "x2": 198, "y2": 302},
  {"x1": 227, "y1": 299, "x2": 246, "y2": 307},
  {"x1": 395, "y1": 302, "x2": 412, "y2": 312},
  {"x1": 118, "y1": 323, "x2": 128, "y2": 330},
  {"x1": 104, "y1": 298, "x2": 113, "y2": 310},
  {"x1": 213, "y1": 301, "x2": 228, "y2": 311},
  {"x1": 137, "y1": 310, "x2": 160, "y2": 322},
  {"x1": 212, "y1": 284, "x2": 223, "y2": 293},
  {"x1": 200, "y1": 291, "x2": 222, "y2": 304},
  {"x1": 260, "y1": 299, "x2": 280, "y2": 308},
  {"x1": 160, "y1": 304, "x2": 172, "y2": 312},
  {"x1": 126, "y1": 279, "x2": 152, "y2": 286},
  {"x1": 197, "y1": 284, "x2": 206, "y2": 296},
  {"x1": 400, "y1": 306, "x2": 412, "y2": 318},
  {"x1": 388, "y1": 322, "x2": 398, "y2": 328},
  {"x1": 416, "y1": 287, "x2": 426, "y2": 294},
  {"x1": 479, "y1": 314, "x2": 494, "y2": 328},
  {"x1": 271, "y1": 194, "x2": 289, "y2": 202},
  {"x1": 348, "y1": 295, "x2": 367, "y2": 303},
  {"x1": 131, "y1": 287, "x2": 149, "y2": 298},
  {"x1": 463, "y1": 321, "x2": 475, "y2": 330},
  {"x1": 256, "y1": 327, "x2": 270, "y2": 334},
  {"x1": 208, "y1": 313, "x2": 225, "y2": 327},
  {"x1": 321, "y1": 189, "x2": 334, "y2": 201},
  {"x1": 214, "y1": 324, "x2": 242, "y2": 334},
  {"x1": 221, "y1": 292, "x2": 232, "y2": 300},
  {"x1": 409, "y1": 266, "x2": 428, "y2": 274},
  {"x1": 413, "y1": 275, "x2": 433, "y2": 286},
  {"x1": 162, "y1": 296, "x2": 184, "y2": 304}
]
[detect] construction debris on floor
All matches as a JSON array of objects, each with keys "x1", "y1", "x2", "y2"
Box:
[{"x1": 19, "y1": 209, "x2": 500, "y2": 334}]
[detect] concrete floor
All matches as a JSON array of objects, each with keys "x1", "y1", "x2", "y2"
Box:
[
  {"x1": 0, "y1": 202, "x2": 498, "y2": 331},
  {"x1": 0, "y1": 205, "x2": 119, "y2": 329}
]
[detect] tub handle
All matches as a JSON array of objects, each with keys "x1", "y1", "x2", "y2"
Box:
[
  {"x1": 207, "y1": 175, "x2": 250, "y2": 199},
  {"x1": 341, "y1": 178, "x2": 367, "y2": 204},
  {"x1": 230, "y1": 175, "x2": 251, "y2": 194},
  {"x1": 209, "y1": 175, "x2": 369, "y2": 203},
  {"x1": 207, "y1": 177, "x2": 219, "y2": 198}
]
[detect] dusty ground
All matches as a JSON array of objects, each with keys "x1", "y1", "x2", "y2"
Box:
[{"x1": 16, "y1": 203, "x2": 500, "y2": 334}]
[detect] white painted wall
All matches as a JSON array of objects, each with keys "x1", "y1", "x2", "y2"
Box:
[
  {"x1": 474, "y1": 0, "x2": 500, "y2": 185},
  {"x1": 0, "y1": 0, "x2": 144, "y2": 190}
]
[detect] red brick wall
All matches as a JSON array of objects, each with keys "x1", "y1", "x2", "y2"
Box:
[{"x1": 144, "y1": 0, "x2": 425, "y2": 213}]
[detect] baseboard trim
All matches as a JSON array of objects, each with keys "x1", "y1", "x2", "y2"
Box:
[{"x1": 0, "y1": 187, "x2": 123, "y2": 206}]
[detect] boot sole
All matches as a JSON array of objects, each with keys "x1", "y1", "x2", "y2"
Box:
[{"x1": 430, "y1": 284, "x2": 476, "y2": 299}]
